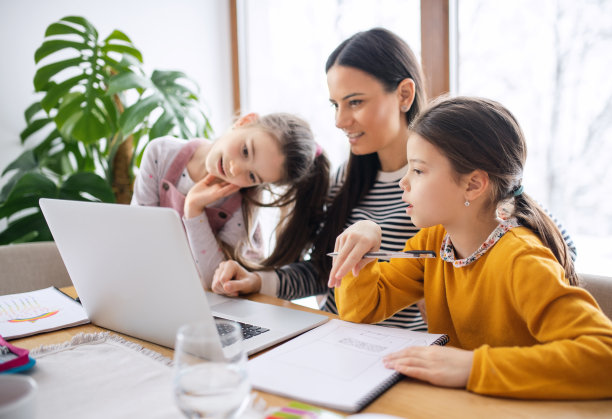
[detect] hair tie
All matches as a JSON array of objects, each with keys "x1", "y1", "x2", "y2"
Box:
[
  {"x1": 512, "y1": 185, "x2": 524, "y2": 197},
  {"x1": 315, "y1": 143, "x2": 323, "y2": 157}
]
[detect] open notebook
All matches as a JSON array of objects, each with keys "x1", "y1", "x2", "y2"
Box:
[
  {"x1": 39, "y1": 198, "x2": 328, "y2": 354},
  {"x1": 248, "y1": 319, "x2": 448, "y2": 413}
]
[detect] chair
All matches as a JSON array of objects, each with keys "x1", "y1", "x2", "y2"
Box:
[
  {"x1": 580, "y1": 273, "x2": 612, "y2": 320},
  {"x1": 0, "y1": 241, "x2": 72, "y2": 295}
]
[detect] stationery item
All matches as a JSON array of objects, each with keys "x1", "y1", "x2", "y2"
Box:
[
  {"x1": 0, "y1": 336, "x2": 35, "y2": 374},
  {"x1": 39, "y1": 198, "x2": 328, "y2": 353},
  {"x1": 248, "y1": 319, "x2": 448, "y2": 413},
  {"x1": 265, "y1": 401, "x2": 343, "y2": 418},
  {"x1": 0, "y1": 286, "x2": 89, "y2": 340},
  {"x1": 327, "y1": 250, "x2": 436, "y2": 259}
]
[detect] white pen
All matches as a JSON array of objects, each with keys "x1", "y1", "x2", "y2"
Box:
[{"x1": 327, "y1": 250, "x2": 436, "y2": 259}]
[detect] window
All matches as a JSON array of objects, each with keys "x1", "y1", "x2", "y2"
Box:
[
  {"x1": 238, "y1": 0, "x2": 421, "y2": 262},
  {"x1": 456, "y1": 0, "x2": 612, "y2": 275},
  {"x1": 239, "y1": 0, "x2": 421, "y2": 170}
]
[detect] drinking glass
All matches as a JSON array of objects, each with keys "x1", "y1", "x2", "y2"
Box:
[{"x1": 173, "y1": 319, "x2": 251, "y2": 418}]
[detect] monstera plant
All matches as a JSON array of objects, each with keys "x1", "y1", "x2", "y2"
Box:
[{"x1": 0, "y1": 16, "x2": 212, "y2": 244}]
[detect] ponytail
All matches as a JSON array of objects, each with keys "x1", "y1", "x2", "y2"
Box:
[
  {"x1": 258, "y1": 153, "x2": 330, "y2": 268},
  {"x1": 513, "y1": 193, "x2": 578, "y2": 285}
]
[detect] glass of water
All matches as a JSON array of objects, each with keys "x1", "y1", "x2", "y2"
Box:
[{"x1": 173, "y1": 319, "x2": 251, "y2": 418}]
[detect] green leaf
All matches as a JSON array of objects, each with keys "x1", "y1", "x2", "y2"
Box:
[
  {"x1": 107, "y1": 72, "x2": 151, "y2": 95},
  {"x1": 100, "y1": 95, "x2": 119, "y2": 133},
  {"x1": 34, "y1": 57, "x2": 83, "y2": 91},
  {"x1": 45, "y1": 22, "x2": 86, "y2": 38},
  {"x1": 3, "y1": 172, "x2": 57, "y2": 202},
  {"x1": 0, "y1": 212, "x2": 52, "y2": 244},
  {"x1": 101, "y1": 55, "x2": 139, "y2": 75},
  {"x1": 101, "y1": 43, "x2": 143, "y2": 63},
  {"x1": 150, "y1": 110, "x2": 174, "y2": 139},
  {"x1": 40, "y1": 72, "x2": 88, "y2": 112},
  {"x1": 24, "y1": 102, "x2": 43, "y2": 124},
  {"x1": 59, "y1": 172, "x2": 115, "y2": 202},
  {"x1": 72, "y1": 110, "x2": 110, "y2": 143},
  {"x1": 1, "y1": 150, "x2": 38, "y2": 176},
  {"x1": 34, "y1": 40, "x2": 88, "y2": 64},
  {"x1": 20, "y1": 117, "x2": 53, "y2": 143},
  {"x1": 61, "y1": 16, "x2": 98, "y2": 39},
  {"x1": 54, "y1": 93, "x2": 84, "y2": 130},
  {"x1": 120, "y1": 94, "x2": 160, "y2": 134},
  {"x1": 152, "y1": 70, "x2": 189, "y2": 84},
  {"x1": 0, "y1": 196, "x2": 41, "y2": 219},
  {"x1": 104, "y1": 29, "x2": 132, "y2": 44}
]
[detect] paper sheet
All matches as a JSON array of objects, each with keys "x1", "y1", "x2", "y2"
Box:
[{"x1": 0, "y1": 287, "x2": 89, "y2": 339}]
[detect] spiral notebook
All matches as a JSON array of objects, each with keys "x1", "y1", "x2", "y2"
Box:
[{"x1": 248, "y1": 319, "x2": 448, "y2": 413}]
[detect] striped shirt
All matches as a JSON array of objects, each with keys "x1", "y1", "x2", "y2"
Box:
[{"x1": 277, "y1": 162, "x2": 428, "y2": 331}]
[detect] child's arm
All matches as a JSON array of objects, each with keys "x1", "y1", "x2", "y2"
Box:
[
  {"x1": 332, "y1": 224, "x2": 430, "y2": 324},
  {"x1": 468, "y1": 255, "x2": 612, "y2": 399}
]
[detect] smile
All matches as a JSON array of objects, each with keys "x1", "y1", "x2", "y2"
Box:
[
  {"x1": 218, "y1": 158, "x2": 226, "y2": 176},
  {"x1": 345, "y1": 131, "x2": 364, "y2": 144}
]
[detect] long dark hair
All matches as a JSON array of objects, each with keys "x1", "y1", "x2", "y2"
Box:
[
  {"x1": 223, "y1": 113, "x2": 330, "y2": 269},
  {"x1": 312, "y1": 27, "x2": 427, "y2": 278},
  {"x1": 411, "y1": 96, "x2": 577, "y2": 285}
]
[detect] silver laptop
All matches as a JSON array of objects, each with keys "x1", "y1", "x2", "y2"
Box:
[{"x1": 39, "y1": 198, "x2": 328, "y2": 354}]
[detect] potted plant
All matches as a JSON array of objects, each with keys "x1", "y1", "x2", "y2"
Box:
[{"x1": 0, "y1": 16, "x2": 212, "y2": 244}]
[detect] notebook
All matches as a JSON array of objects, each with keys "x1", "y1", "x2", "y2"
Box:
[
  {"x1": 38, "y1": 198, "x2": 328, "y2": 354},
  {"x1": 248, "y1": 319, "x2": 449, "y2": 413},
  {"x1": 0, "y1": 287, "x2": 89, "y2": 339}
]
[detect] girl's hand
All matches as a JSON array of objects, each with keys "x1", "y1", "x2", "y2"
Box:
[
  {"x1": 184, "y1": 174, "x2": 240, "y2": 219},
  {"x1": 328, "y1": 220, "x2": 382, "y2": 288},
  {"x1": 212, "y1": 260, "x2": 262, "y2": 297},
  {"x1": 383, "y1": 346, "x2": 474, "y2": 388}
]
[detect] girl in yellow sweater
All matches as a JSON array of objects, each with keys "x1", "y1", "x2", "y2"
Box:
[{"x1": 329, "y1": 96, "x2": 612, "y2": 399}]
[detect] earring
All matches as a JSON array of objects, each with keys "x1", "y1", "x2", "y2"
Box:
[
  {"x1": 400, "y1": 105, "x2": 409, "y2": 112},
  {"x1": 464, "y1": 200, "x2": 470, "y2": 207}
]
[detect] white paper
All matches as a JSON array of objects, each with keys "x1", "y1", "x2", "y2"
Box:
[
  {"x1": 0, "y1": 287, "x2": 89, "y2": 339},
  {"x1": 248, "y1": 319, "x2": 446, "y2": 413}
]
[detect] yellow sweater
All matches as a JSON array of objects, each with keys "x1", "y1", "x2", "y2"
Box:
[{"x1": 335, "y1": 224, "x2": 612, "y2": 399}]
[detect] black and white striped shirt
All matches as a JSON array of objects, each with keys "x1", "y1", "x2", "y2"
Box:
[{"x1": 276, "y1": 163, "x2": 428, "y2": 331}]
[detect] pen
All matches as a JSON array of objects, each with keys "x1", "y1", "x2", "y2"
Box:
[
  {"x1": 53, "y1": 286, "x2": 81, "y2": 304},
  {"x1": 326, "y1": 250, "x2": 436, "y2": 259}
]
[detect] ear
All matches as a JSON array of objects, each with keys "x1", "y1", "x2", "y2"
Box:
[
  {"x1": 463, "y1": 169, "x2": 490, "y2": 202},
  {"x1": 234, "y1": 112, "x2": 259, "y2": 128},
  {"x1": 397, "y1": 78, "x2": 416, "y2": 112}
]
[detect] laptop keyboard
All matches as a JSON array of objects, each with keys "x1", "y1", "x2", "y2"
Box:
[{"x1": 214, "y1": 317, "x2": 270, "y2": 340}]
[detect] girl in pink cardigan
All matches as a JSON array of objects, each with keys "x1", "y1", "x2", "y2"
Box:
[{"x1": 132, "y1": 113, "x2": 329, "y2": 289}]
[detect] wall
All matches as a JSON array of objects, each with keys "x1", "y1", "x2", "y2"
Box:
[{"x1": 0, "y1": 0, "x2": 234, "y2": 179}]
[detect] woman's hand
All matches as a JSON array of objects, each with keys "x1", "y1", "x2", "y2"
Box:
[
  {"x1": 211, "y1": 260, "x2": 262, "y2": 297},
  {"x1": 383, "y1": 345, "x2": 474, "y2": 388},
  {"x1": 328, "y1": 220, "x2": 382, "y2": 288},
  {"x1": 184, "y1": 174, "x2": 240, "y2": 219}
]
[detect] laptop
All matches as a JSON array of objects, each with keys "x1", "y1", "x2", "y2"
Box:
[{"x1": 39, "y1": 198, "x2": 328, "y2": 354}]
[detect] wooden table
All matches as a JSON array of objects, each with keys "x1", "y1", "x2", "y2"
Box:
[{"x1": 12, "y1": 287, "x2": 612, "y2": 418}]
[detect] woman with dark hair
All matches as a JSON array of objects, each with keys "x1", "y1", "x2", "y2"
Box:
[{"x1": 211, "y1": 28, "x2": 576, "y2": 331}]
